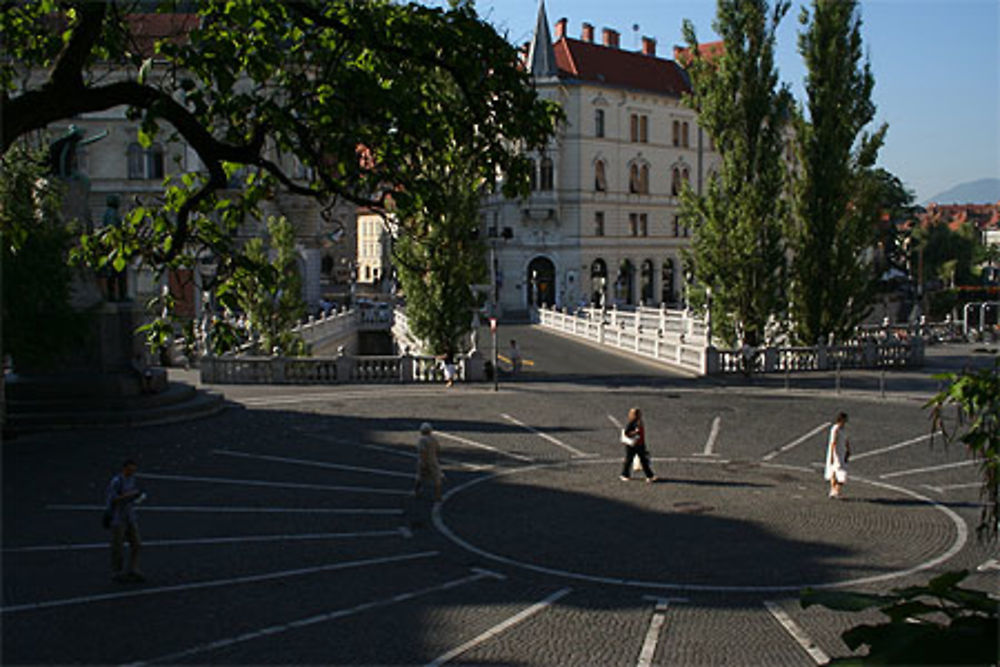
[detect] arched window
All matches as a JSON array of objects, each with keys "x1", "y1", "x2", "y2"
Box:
[
  {"x1": 594, "y1": 160, "x2": 606, "y2": 192},
  {"x1": 672, "y1": 120, "x2": 680, "y2": 147},
  {"x1": 640, "y1": 164, "x2": 649, "y2": 194},
  {"x1": 671, "y1": 167, "x2": 681, "y2": 196},
  {"x1": 590, "y1": 258, "x2": 607, "y2": 305},
  {"x1": 146, "y1": 143, "x2": 165, "y2": 180},
  {"x1": 640, "y1": 259, "x2": 654, "y2": 305},
  {"x1": 617, "y1": 259, "x2": 635, "y2": 305},
  {"x1": 629, "y1": 164, "x2": 640, "y2": 194},
  {"x1": 540, "y1": 157, "x2": 554, "y2": 190},
  {"x1": 662, "y1": 259, "x2": 676, "y2": 305},
  {"x1": 127, "y1": 143, "x2": 144, "y2": 179},
  {"x1": 595, "y1": 109, "x2": 605, "y2": 138},
  {"x1": 527, "y1": 158, "x2": 537, "y2": 191},
  {"x1": 682, "y1": 167, "x2": 690, "y2": 186}
]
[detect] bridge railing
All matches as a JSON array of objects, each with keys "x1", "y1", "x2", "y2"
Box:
[
  {"x1": 536, "y1": 304, "x2": 711, "y2": 375},
  {"x1": 201, "y1": 351, "x2": 474, "y2": 385}
]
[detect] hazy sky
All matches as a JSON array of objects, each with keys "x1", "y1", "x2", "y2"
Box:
[{"x1": 430, "y1": 0, "x2": 1000, "y2": 203}]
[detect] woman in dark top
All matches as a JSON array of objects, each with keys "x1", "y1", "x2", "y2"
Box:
[{"x1": 621, "y1": 407, "x2": 657, "y2": 482}]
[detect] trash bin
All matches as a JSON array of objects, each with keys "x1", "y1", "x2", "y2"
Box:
[{"x1": 483, "y1": 360, "x2": 494, "y2": 382}]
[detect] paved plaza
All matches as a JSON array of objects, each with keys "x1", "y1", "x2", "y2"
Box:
[{"x1": 2, "y1": 327, "x2": 996, "y2": 665}]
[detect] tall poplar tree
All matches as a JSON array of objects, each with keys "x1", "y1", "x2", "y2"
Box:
[
  {"x1": 680, "y1": 0, "x2": 793, "y2": 347},
  {"x1": 788, "y1": 0, "x2": 887, "y2": 344}
]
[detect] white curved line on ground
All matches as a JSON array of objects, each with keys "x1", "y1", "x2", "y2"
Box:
[
  {"x1": 213, "y1": 448, "x2": 413, "y2": 479},
  {"x1": 432, "y1": 458, "x2": 968, "y2": 593},
  {"x1": 500, "y1": 413, "x2": 593, "y2": 458},
  {"x1": 761, "y1": 423, "x2": 830, "y2": 461},
  {"x1": 850, "y1": 433, "x2": 933, "y2": 461},
  {"x1": 436, "y1": 430, "x2": 535, "y2": 462}
]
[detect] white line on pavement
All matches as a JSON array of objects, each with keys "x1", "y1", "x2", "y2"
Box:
[
  {"x1": 500, "y1": 413, "x2": 593, "y2": 458},
  {"x1": 138, "y1": 472, "x2": 408, "y2": 495},
  {"x1": 763, "y1": 600, "x2": 830, "y2": 665},
  {"x1": 3, "y1": 530, "x2": 410, "y2": 553},
  {"x1": 363, "y1": 443, "x2": 492, "y2": 471},
  {"x1": 238, "y1": 388, "x2": 450, "y2": 406},
  {"x1": 636, "y1": 597, "x2": 687, "y2": 667},
  {"x1": 922, "y1": 482, "x2": 982, "y2": 494},
  {"x1": 761, "y1": 423, "x2": 830, "y2": 462},
  {"x1": 125, "y1": 568, "x2": 490, "y2": 666},
  {"x1": 425, "y1": 587, "x2": 573, "y2": 667},
  {"x1": 0, "y1": 551, "x2": 438, "y2": 614},
  {"x1": 213, "y1": 449, "x2": 413, "y2": 479},
  {"x1": 607, "y1": 414, "x2": 623, "y2": 429},
  {"x1": 694, "y1": 416, "x2": 721, "y2": 457},
  {"x1": 879, "y1": 460, "x2": 977, "y2": 479},
  {"x1": 436, "y1": 430, "x2": 535, "y2": 462},
  {"x1": 850, "y1": 433, "x2": 933, "y2": 461},
  {"x1": 47, "y1": 504, "x2": 402, "y2": 515}
]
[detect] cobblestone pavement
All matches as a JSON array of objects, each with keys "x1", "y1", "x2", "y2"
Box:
[{"x1": 2, "y1": 331, "x2": 995, "y2": 665}]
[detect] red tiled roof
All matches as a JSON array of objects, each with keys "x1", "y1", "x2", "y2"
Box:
[
  {"x1": 673, "y1": 40, "x2": 725, "y2": 67},
  {"x1": 553, "y1": 37, "x2": 690, "y2": 97},
  {"x1": 127, "y1": 13, "x2": 200, "y2": 57}
]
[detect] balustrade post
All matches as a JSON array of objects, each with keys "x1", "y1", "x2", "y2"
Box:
[
  {"x1": 763, "y1": 347, "x2": 778, "y2": 373},
  {"x1": 273, "y1": 357, "x2": 287, "y2": 384},
  {"x1": 611, "y1": 304, "x2": 618, "y2": 329},
  {"x1": 598, "y1": 318, "x2": 605, "y2": 345},
  {"x1": 816, "y1": 343, "x2": 828, "y2": 371},
  {"x1": 659, "y1": 303, "x2": 667, "y2": 334},
  {"x1": 400, "y1": 353, "x2": 414, "y2": 383}
]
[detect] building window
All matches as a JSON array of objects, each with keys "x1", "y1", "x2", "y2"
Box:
[
  {"x1": 672, "y1": 120, "x2": 680, "y2": 147},
  {"x1": 527, "y1": 158, "x2": 537, "y2": 191},
  {"x1": 673, "y1": 215, "x2": 680, "y2": 237},
  {"x1": 682, "y1": 167, "x2": 690, "y2": 188},
  {"x1": 127, "y1": 143, "x2": 144, "y2": 179},
  {"x1": 671, "y1": 167, "x2": 681, "y2": 196},
  {"x1": 629, "y1": 164, "x2": 639, "y2": 194},
  {"x1": 629, "y1": 213, "x2": 638, "y2": 237},
  {"x1": 640, "y1": 164, "x2": 649, "y2": 194},
  {"x1": 639, "y1": 115, "x2": 648, "y2": 143},
  {"x1": 630, "y1": 114, "x2": 638, "y2": 142},
  {"x1": 540, "y1": 157, "x2": 554, "y2": 190},
  {"x1": 591, "y1": 258, "x2": 608, "y2": 305},
  {"x1": 146, "y1": 143, "x2": 165, "y2": 180},
  {"x1": 641, "y1": 259, "x2": 654, "y2": 304},
  {"x1": 594, "y1": 211, "x2": 605, "y2": 236},
  {"x1": 595, "y1": 160, "x2": 606, "y2": 192},
  {"x1": 595, "y1": 109, "x2": 605, "y2": 138},
  {"x1": 639, "y1": 213, "x2": 648, "y2": 237},
  {"x1": 682, "y1": 121, "x2": 690, "y2": 148}
]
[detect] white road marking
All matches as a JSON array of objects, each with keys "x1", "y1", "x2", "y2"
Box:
[
  {"x1": 850, "y1": 433, "x2": 933, "y2": 461},
  {"x1": 47, "y1": 504, "x2": 401, "y2": 515},
  {"x1": 879, "y1": 460, "x2": 977, "y2": 479},
  {"x1": 607, "y1": 414, "x2": 623, "y2": 429},
  {"x1": 363, "y1": 443, "x2": 492, "y2": 472},
  {"x1": 138, "y1": 472, "x2": 408, "y2": 495},
  {"x1": 764, "y1": 600, "x2": 830, "y2": 665},
  {"x1": 694, "y1": 416, "x2": 721, "y2": 456},
  {"x1": 761, "y1": 422, "x2": 830, "y2": 461},
  {"x1": 0, "y1": 551, "x2": 438, "y2": 614},
  {"x1": 126, "y1": 568, "x2": 492, "y2": 666},
  {"x1": 923, "y1": 482, "x2": 982, "y2": 494},
  {"x1": 433, "y1": 459, "x2": 970, "y2": 593},
  {"x1": 436, "y1": 430, "x2": 535, "y2": 462},
  {"x1": 425, "y1": 587, "x2": 573, "y2": 666},
  {"x1": 636, "y1": 597, "x2": 687, "y2": 667},
  {"x1": 238, "y1": 388, "x2": 453, "y2": 406},
  {"x1": 214, "y1": 449, "x2": 413, "y2": 479},
  {"x1": 500, "y1": 413, "x2": 593, "y2": 458},
  {"x1": 977, "y1": 559, "x2": 1000, "y2": 572},
  {"x1": 3, "y1": 530, "x2": 409, "y2": 553}
]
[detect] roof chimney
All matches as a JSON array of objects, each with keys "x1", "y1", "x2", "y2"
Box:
[
  {"x1": 641, "y1": 36, "x2": 656, "y2": 56},
  {"x1": 602, "y1": 27, "x2": 620, "y2": 48},
  {"x1": 582, "y1": 22, "x2": 594, "y2": 43},
  {"x1": 555, "y1": 17, "x2": 567, "y2": 39}
]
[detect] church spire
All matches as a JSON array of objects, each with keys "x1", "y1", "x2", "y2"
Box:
[{"x1": 527, "y1": 0, "x2": 558, "y2": 78}]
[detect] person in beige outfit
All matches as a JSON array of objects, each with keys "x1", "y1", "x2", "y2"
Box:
[{"x1": 414, "y1": 422, "x2": 443, "y2": 502}]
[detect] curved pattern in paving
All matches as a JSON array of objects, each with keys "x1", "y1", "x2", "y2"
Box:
[{"x1": 436, "y1": 458, "x2": 967, "y2": 592}]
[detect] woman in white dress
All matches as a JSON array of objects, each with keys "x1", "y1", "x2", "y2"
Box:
[{"x1": 825, "y1": 412, "x2": 852, "y2": 498}]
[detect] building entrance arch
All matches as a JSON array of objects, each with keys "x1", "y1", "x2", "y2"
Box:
[{"x1": 527, "y1": 256, "x2": 556, "y2": 308}]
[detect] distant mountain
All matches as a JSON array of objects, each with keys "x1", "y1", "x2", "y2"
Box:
[{"x1": 924, "y1": 178, "x2": 1000, "y2": 205}]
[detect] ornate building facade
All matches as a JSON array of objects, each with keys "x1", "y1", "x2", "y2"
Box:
[{"x1": 482, "y1": 2, "x2": 720, "y2": 312}]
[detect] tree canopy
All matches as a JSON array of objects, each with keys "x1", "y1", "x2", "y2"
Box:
[
  {"x1": 680, "y1": 0, "x2": 793, "y2": 347},
  {"x1": 2, "y1": 0, "x2": 559, "y2": 286}
]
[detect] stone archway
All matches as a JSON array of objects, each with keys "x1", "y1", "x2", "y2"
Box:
[
  {"x1": 616, "y1": 259, "x2": 635, "y2": 306},
  {"x1": 527, "y1": 256, "x2": 556, "y2": 308}
]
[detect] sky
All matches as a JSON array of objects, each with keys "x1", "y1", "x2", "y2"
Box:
[{"x1": 427, "y1": 0, "x2": 1000, "y2": 204}]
